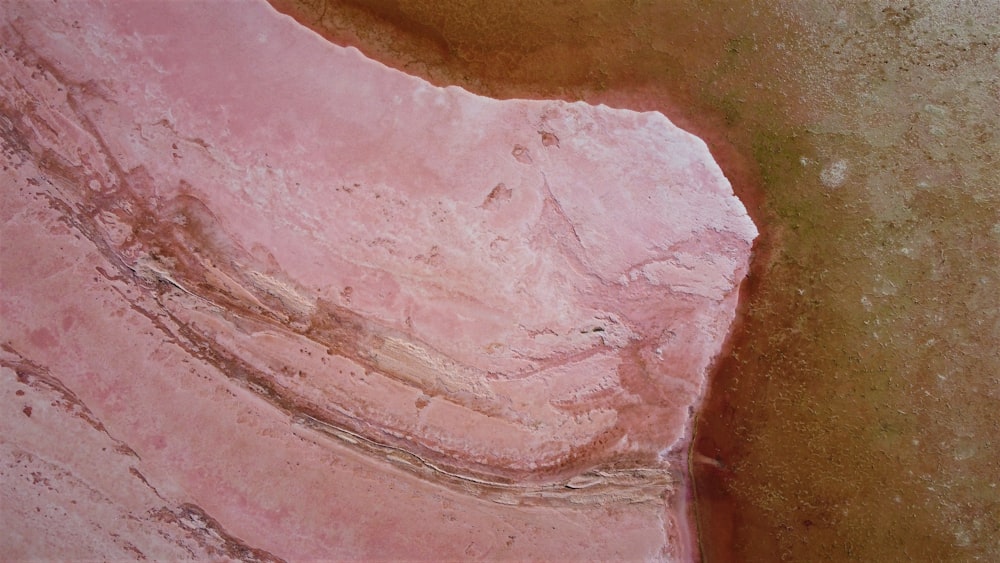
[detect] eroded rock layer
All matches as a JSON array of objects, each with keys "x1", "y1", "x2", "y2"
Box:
[{"x1": 0, "y1": 0, "x2": 755, "y2": 559}]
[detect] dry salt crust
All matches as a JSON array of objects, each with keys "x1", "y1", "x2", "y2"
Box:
[{"x1": 0, "y1": 1, "x2": 755, "y2": 560}]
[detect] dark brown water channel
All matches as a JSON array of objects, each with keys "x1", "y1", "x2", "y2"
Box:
[{"x1": 272, "y1": 1, "x2": 1000, "y2": 560}]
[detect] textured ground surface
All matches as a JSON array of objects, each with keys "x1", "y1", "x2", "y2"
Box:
[
  {"x1": 269, "y1": 0, "x2": 1000, "y2": 560},
  {"x1": 0, "y1": 1, "x2": 755, "y2": 560}
]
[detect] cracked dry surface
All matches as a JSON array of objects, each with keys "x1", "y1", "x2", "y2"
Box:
[{"x1": 0, "y1": 0, "x2": 754, "y2": 559}]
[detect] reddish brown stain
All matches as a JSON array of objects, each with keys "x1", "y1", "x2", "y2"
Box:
[
  {"x1": 61, "y1": 311, "x2": 77, "y2": 332},
  {"x1": 28, "y1": 328, "x2": 58, "y2": 350},
  {"x1": 150, "y1": 435, "x2": 167, "y2": 450}
]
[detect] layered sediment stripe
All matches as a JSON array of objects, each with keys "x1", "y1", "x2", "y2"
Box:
[{"x1": 1, "y1": 1, "x2": 755, "y2": 559}]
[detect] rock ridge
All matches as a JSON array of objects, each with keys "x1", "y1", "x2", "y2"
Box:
[{"x1": 1, "y1": 0, "x2": 755, "y2": 559}]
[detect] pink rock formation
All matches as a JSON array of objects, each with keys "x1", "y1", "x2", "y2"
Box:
[{"x1": 0, "y1": 1, "x2": 755, "y2": 560}]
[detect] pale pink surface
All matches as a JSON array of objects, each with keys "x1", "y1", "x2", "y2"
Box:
[{"x1": 0, "y1": 0, "x2": 755, "y2": 560}]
